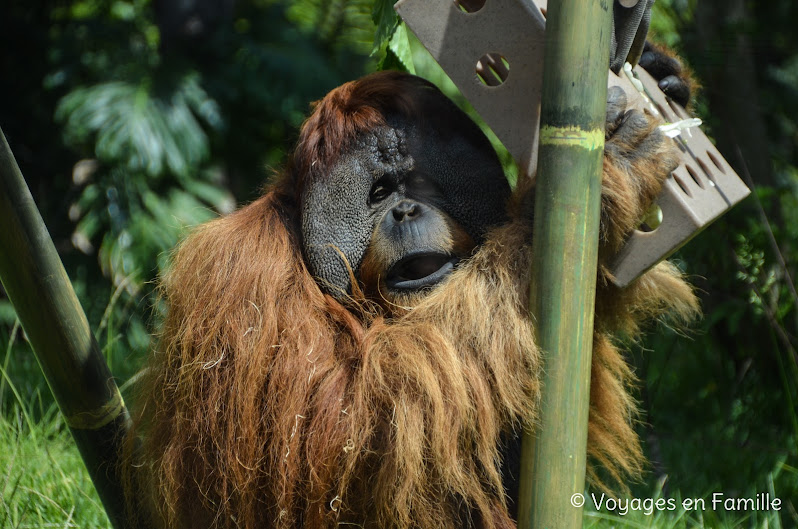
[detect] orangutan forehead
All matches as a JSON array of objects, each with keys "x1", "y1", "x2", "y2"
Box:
[{"x1": 354, "y1": 124, "x2": 415, "y2": 179}]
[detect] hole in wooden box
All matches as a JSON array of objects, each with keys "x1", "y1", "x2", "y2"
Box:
[
  {"x1": 454, "y1": 0, "x2": 486, "y2": 13},
  {"x1": 638, "y1": 204, "x2": 662, "y2": 232},
  {"x1": 708, "y1": 150, "x2": 726, "y2": 173},
  {"x1": 476, "y1": 53, "x2": 509, "y2": 86},
  {"x1": 672, "y1": 173, "x2": 692, "y2": 197},
  {"x1": 696, "y1": 157, "x2": 718, "y2": 187},
  {"x1": 686, "y1": 164, "x2": 705, "y2": 189}
]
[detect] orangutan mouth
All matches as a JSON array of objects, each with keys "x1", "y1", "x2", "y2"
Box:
[{"x1": 386, "y1": 252, "x2": 458, "y2": 290}]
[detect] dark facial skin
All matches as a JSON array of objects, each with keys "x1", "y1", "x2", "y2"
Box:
[{"x1": 301, "y1": 111, "x2": 510, "y2": 302}]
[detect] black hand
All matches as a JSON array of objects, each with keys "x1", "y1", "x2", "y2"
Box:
[{"x1": 639, "y1": 42, "x2": 691, "y2": 107}]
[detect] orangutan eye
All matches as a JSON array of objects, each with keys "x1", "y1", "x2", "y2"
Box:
[{"x1": 369, "y1": 181, "x2": 392, "y2": 203}]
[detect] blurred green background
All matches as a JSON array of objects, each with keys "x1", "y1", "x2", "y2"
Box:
[{"x1": 0, "y1": 0, "x2": 796, "y2": 527}]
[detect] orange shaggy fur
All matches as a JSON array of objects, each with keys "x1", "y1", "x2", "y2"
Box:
[{"x1": 124, "y1": 71, "x2": 698, "y2": 529}]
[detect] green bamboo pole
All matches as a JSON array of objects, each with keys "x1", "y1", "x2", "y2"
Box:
[
  {"x1": 0, "y1": 127, "x2": 132, "y2": 529},
  {"x1": 516, "y1": 1, "x2": 612, "y2": 528}
]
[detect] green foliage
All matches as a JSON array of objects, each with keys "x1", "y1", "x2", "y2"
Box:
[
  {"x1": 381, "y1": 21, "x2": 415, "y2": 73},
  {"x1": 371, "y1": 0, "x2": 400, "y2": 57},
  {"x1": 57, "y1": 75, "x2": 222, "y2": 178},
  {"x1": 286, "y1": 0, "x2": 375, "y2": 57}
]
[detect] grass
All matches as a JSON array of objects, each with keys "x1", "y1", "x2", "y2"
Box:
[
  {"x1": 0, "y1": 319, "x2": 110, "y2": 529},
  {"x1": 0, "y1": 407, "x2": 110, "y2": 528}
]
